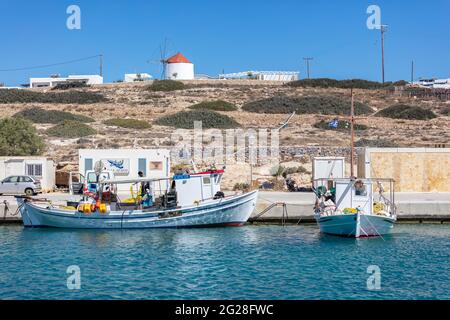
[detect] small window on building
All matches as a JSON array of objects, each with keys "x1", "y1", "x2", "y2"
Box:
[
  {"x1": 26, "y1": 164, "x2": 42, "y2": 177},
  {"x1": 85, "y1": 158, "x2": 93, "y2": 173},
  {"x1": 138, "y1": 158, "x2": 147, "y2": 177},
  {"x1": 149, "y1": 161, "x2": 163, "y2": 171},
  {"x1": 203, "y1": 177, "x2": 211, "y2": 185}
]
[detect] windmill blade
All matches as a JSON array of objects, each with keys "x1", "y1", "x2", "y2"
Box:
[
  {"x1": 160, "y1": 64, "x2": 165, "y2": 80},
  {"x1": 160, "y1": 39, "x2": 169, "y2": 80}
]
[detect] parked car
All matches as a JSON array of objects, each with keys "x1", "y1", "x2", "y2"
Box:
[{"x1": 0, "y1": 176, "x2": 42, "y2": 196}]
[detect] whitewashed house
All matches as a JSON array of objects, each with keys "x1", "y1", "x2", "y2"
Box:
[
  {"x1": 219, "y1": 71, "x2": 299, "y2": 82},
  {"x1": 78, "y1": 149, "x2": 171, "y2": 192},
  {"x1": 0, "y1": 157, "x2": 55, "y2": 191},
  {"x1": 124, "y1": 73, "x2": 152, "y2": 82},
  {"x1": 29, "y1": 75, "x2": 103, "y2": 88}
]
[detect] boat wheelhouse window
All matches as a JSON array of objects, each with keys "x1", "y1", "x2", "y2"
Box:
[
  {"x1": 214, "y1": 174, "x2": 222, "y2": 184},
  {"x1": 87, "y1": 172, "x2": 97, "y2": 183},
  {"x1": 354, "y1": 180, "x2": 367, "y2": 196},
  {"x1": 203, "y1": 177, "x2": 211, "y2": 185},
  {"x1": 98, "y1": 172, "x2": 110, "y2": 182},
  {"x1": 327, "y1": 180, "x2": 334, "y2": 190}
]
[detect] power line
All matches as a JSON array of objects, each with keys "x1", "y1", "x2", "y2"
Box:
[{"x1": 0, "y1": 55, "x2": 102, "y2": 72}]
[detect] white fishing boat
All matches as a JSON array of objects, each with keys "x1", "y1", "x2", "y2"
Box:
[
  {"x1": 313, "y1": 178, "x2": 397, "y2": 237},
  {"x1": 17, "y1": 169, "x2": 258, "y2": 229},
  {"x1": 313, "y1": 89, "x2": 397, "y2": 238}
]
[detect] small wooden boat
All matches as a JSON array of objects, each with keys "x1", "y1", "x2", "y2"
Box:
[{"x1": 17, "y1": 169, "x2": 258, "y2": 229}]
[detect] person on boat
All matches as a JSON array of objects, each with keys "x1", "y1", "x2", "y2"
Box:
[
  {"x1": 138, "y1": 171, "x2": 150, "y2": 196},
  {"x1": 354, "y1": 180, "x2": 367, "y2": 196}
]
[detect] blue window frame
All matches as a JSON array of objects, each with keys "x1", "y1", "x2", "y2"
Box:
[{"x1": 138, "y1": 158, "x2": 147, "y2": 177}]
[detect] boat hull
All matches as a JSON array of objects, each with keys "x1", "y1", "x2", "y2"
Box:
[
  {"x1": 18, "y1": 191, "x2": 258, "y2": 229},
  {"x1": 315, "y1": 213, "x2": 396, "y2": 238}
]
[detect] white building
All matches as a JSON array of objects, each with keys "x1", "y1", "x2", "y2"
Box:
[
  {"x1": 0, "y1": 157, "x2": 55, "y2": 192},
  {"x1": 78, "y1": 149, "x2": 171, "y2": 192},
  {"x1": 433, "y1": 78, "x2": 450, "y2": 89},
  {"x1": 165, "y1": 53, "x2": 194, "y2": 80},
  {"x1": 29, "y1": 75, "x2": 103, "y2": 88},
  {"x1": 219, "y1": 71, "x2": 300, "y2": 82},
  {"x1": 124, "y1": 73, "x2": 152, "y2": 83},
  {"x1": 413, "y1": 78, "x2": 450, "y2": 89}
]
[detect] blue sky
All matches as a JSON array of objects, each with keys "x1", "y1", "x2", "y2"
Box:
[{"x1": 0, "y1": 0, "x2": 449, "y2": 86}]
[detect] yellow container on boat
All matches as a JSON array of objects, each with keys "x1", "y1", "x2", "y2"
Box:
[
  {"x1": 99, "y1": 203, "x2": 108, "y2": 214},
  {"x1": 343, "y1": 208, "x2": 358, "y2": 214},
  {"x1": 83, "y1": 204, "x2": 92, "y2": 214},
  {"x1": 77, "y1": 203, "x2": 93, "y2": 214}
]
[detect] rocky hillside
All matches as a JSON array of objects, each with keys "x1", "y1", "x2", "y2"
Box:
[{"x1": 1, "y1": 80, "x2": 449, "y2": 190}]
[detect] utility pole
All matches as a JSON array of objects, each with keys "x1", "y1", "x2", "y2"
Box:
[
  {"x1": 380, "y1": 25, "x2": 387, "y2": 84},
  {"x1": 99, "y1": 54, "x2": 103, "y2": 77},
  {"x1": 303, "y1": 57, "x2": 313, "y2": 79},
  {"x1": 350, "y1": 89, "x2": 355, "y2": 179},
  {"x1": 411, "y1": 60, "x2": 414, "y2": 83}
]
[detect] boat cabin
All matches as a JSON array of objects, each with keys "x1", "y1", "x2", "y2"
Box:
[
  {"x1": 100, "y1": 169, "x2": 225, "y2": 210},
  {"x1": 314, "y1": 178, "x2": 395, "y2": 216},
  {"x1": 173, "y1": 170, "x2": 223, "y2": 207}
]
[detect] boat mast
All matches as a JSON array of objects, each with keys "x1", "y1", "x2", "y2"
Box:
[{"x1": 350, "y1": 89, "x2": 355, "y2": 179}]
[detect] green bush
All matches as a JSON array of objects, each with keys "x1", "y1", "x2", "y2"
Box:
[
  {"x1": 14, "y1": 107, "x2": 94, "y2": 124},
  {"x1": 233, "y1": 182, "x2": 250, "y2": 191},
  {"x1": 0, "y1": 118, "x2": 45, "y2": 156},
  {"x1": 0, "y1": 89, "x2": 107, "y2": 104},
  {"x1": 440, "y1": 107, "x2": 450, "y2": 116},
  {"x1": 147, "y1": 80, "x2": 185, "y2": 92},
  {"x1": 188, "y1": 100, "x2": 238, "y2": 111},
  {"x1": 356, "y1": 138, "x2": 398, "y2": 148},
  {"x1": 313, "y1": 120, "x2": 368, "y2": 131},
  {"x1": 46, "y1": 121, "x2": 96, "y2": 138},
  {"x1": 103, "y1": 118, "x2": 151, "y2": 129},
  {"x1": 52, "y1": 82, "x2": 89, "y2": 90},
  {"x1": 242, "y1": 95, "x2": 373, "y2": 116},
  {"x1": 287, "y1": 78, "x2": 408, "y2": 89},
  {"x1": 155, "y1": 109, "x2": 240, "y2": 129},
  {"x1": 375, "y1": 104, "x2": 437, "y2": 120},
  {"x1": 271, "y1": 165, "x2": 310, "y2": 178}
]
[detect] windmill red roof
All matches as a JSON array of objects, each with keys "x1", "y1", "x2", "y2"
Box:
[{"x1": 166, "y1": 52, "x2": 192, "y2": 64}]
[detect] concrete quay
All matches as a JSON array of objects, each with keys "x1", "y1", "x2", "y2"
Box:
[{"x1": 1, "y1": 192, "x2": 450, "y2": 224}]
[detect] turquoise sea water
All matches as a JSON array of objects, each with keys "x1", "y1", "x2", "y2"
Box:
[{"x1": 0, "y1": 224, "x2": 449, "y2": 300}]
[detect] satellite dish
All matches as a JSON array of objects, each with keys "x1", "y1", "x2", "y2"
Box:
[{"x1": 94, "y1": 160, "x2": 104, "y2": 176}]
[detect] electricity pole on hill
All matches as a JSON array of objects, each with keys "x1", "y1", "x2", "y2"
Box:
[
  {"x1": 99, "y1": 54, "x2": 103, "y2": 77},
  {"x1": 303, "y1": 57, "x2": 313, "y2": 79},
  {"x1": 380, "y1": 25, "x2": 387, "y2": 83}
]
